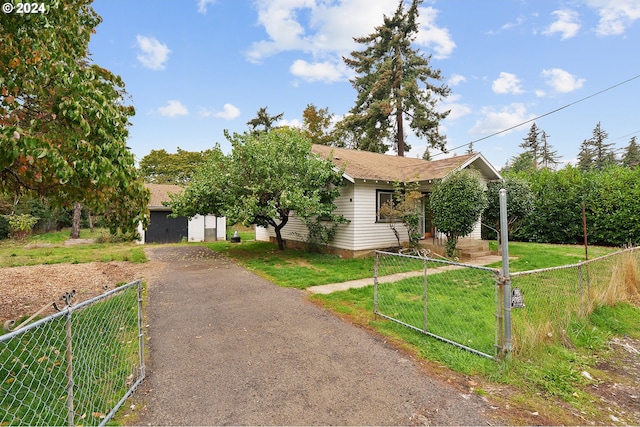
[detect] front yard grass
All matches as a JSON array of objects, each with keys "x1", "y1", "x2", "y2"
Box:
[
  {"x1": 209, "y1": 239, "x2": 639, "y2": 425},
  {"x1": 0, "y1": 229, "x2": 146, "y2": 268}
]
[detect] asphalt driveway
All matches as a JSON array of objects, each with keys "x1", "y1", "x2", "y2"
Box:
[{"x1": 131, "y1": 246, "x2": 502, "y2": 425}]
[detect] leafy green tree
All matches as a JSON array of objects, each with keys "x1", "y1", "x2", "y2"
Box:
[
  {"x1": 302, "y1": 104, "x2": 334, "y2": 146},
  {"x1": 502, "y1": 151, "x2": 536, "y2": 174},
  {"x1": 139, "y1": 148, "x2": 213, "y2": 184},
  {"x1": 340, "y1": 0, "x2": 450, "y2": 156},
  {"x1": 585, "y1": 166, "x2": 640, "y2": 246},
  {"x1": 515, "y1": 166, "x2": 586, "y2": 243},
  {"x1": 170, "y1": 128, "x2": 346, "y2": 250},
  {"x1": 430, "y1": 169, "x2": 487, "y2": 257},
  {"x1": 1, "y1": 1, "x2": 148, "y2": 237},
  {"x1": 246, "y1": 106, "x2": 283, "y2": 135},
  {"x1": 622, "y1": 136, "x2": 640, "y2": 168},
  {"x1": 482, "y1": 176, "x2": 534, "y2": 241}
]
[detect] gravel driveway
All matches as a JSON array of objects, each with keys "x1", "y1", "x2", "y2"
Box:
[{"x1": 131, "y1": 246, "x2": 504, "y2": 425}]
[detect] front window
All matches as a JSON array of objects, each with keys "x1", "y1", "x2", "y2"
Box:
[{"x1": 376, "y1": 190, "x2": 396, "y2": 222}]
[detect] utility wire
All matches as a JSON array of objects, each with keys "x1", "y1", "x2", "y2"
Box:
[{"x1": 431, "y1": 73, "x2": 640, "y2": 158}]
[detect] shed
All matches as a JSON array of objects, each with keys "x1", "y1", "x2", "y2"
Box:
[{"x1": 138, "y1": 183, "x2": 226, "y2": 244}]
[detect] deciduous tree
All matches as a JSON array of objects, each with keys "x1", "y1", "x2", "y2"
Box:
[
  {"x1": 430, "y1": 169, "x2": 487, "y2": 257},
  {"x1": 170, "y1": 128, "x2": 346, "y2": 250},
  {"x1": 139, "y1": 148, "x2": 213, "y2": 184}
]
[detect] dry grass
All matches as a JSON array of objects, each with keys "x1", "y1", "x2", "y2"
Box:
[{"x1": 589, "y1": 251, "x2": 640, "y2": 311}]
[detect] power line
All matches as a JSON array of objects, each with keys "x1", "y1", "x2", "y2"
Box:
[{"x1": 432, "y1": 73, "x2": 640, "y2": 158}]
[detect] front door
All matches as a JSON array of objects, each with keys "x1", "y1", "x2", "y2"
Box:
[{"x1": 421, "y1": 194, "x2": 434, "y2": 237}]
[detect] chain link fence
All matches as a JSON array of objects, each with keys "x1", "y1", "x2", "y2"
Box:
[
  {"x1": 374, "y1": 251, "x2": 501, "y2": 359},
  {"x1": 1, "y1": 279, "x2": 145, "y2": 426},
  {"x1": 510, "y1": 247, "x2": 640, "y2": 356}
]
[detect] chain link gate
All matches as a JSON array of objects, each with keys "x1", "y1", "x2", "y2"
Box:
[
  {"x1": 373, "y1": 251, "x2": 503, "y2": 359},
  {"x1": 1, "y1": 279, "x2": 145, "y2": 426}
]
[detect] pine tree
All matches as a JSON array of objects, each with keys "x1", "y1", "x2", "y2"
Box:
[
  {"x1": 466, "y1": 141, "x2": 474, "y2": 154},
  {"x1": 539, "y1": 131, "x2": 560, "y2": 169},
  {"x1": 519, "y1": 123, "x2": 541, "y2": 169},
  {"x1": 340, "y1": 0, "x2": 450, "y2": 156},
  {"x1": 577, "y1": 139, "x2": 594, "y2": 171},
  {"x1": 590, "y1": 122, "x2": 615, "y2": 169},
  {"x1": 247, "y1": 106, "x2": 284, "y2": 135},
  {"x1": 622, "y1": 136, "x2": 640, "y2": 168}
]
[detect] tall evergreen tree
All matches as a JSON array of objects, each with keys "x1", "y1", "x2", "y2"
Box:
[
  {"x1": 539, "y1": 131, "x2": 560, "y2": 169},
  {"x1": 519, "y1": 123, "x2": 541, "y2": 169},
  {"x1": 247, "y1": 106, "x2": 283, "y2": 135},
  {"x1": 340, "y1": 0, "x2": 450, "y2": 156},
  {"x1": 622, "y1": 136, "x2": 640, "y2": 168},
  {"x1": 577, "y1": 139, "x2": 594, "y2": 171},
  {"x1": 589, "y1": 122, "x2": 615, "y2": 169}
]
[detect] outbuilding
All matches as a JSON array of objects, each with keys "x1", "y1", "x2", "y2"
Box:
[{"x1": 138, "y1": 183, "x2": 226, "y2": 244}]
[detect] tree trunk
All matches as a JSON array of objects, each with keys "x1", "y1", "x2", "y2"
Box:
[
  {"x1": 71, "y1": 202, "x2": 82, "y2": 239},
  {"x1": 273, "y1": 214, "x2": 289, "y2": 250},
  {"x1": 88, "y1": 210, "x2": 94, "y2": 233}
]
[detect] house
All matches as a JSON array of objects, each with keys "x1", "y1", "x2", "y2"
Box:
[
  {"x1": 137, "y1": 183, "x2": 226, "y2": 244},
  {"x1": 256, "y1": 145, "x2": 502, "y2": 257}
]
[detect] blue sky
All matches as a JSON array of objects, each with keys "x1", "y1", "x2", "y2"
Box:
[{"x1": 88, "y1": 0, "x2": 640, "y2": 169}]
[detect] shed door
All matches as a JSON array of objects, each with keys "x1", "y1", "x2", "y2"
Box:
[{"x1": 146, "y1": 211, "x2": 188, "y2": 243}]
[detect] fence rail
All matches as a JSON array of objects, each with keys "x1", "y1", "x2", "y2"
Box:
[
  {"x1": 1, "y1": 279, "x2": 145, "y2": 426},
  {"x1": 510, "y1": 247, "x2": 640, "y2": 356},
  {"x1": 374, "y1": 251, "x2": 501, "y2": 359},
  {"x1": 373, "y1": 247, "x2": 640, "y2": 360}
]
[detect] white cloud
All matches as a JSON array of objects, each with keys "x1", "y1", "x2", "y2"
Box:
[
  {"x1": 414, "y1": 6, "x2": 456, "y2": 59},
  {"x1": 543, "y1": 9, "x2": 581, "y2": 39},
  {"x1": 440, "y1": 94, "x2": 472, "y2": 121},
  {"x1": 541, "y1": 68, "x2": 585, "y2": 93},
  {"x1": 157, "y1": 100, "x2": 189, "y2": 117},
  {"x1": 215, "y1": 104, "x2": 241, "y2": 120},
  {"x1": 136, "y1": 35, "x2": 171, "y2": 70},
  {"x1": 492, "y1": 72, "x2": 524, "y2": 95},
  {"x1": 448, "y1": 74, "x2": 467, "y2": 87},
  {"x1": 199, "y1": 104, "x2": 241, "y2": 120},
  {"x1": 247, "y1": 0, "x2": 455, "y2": 71},
  {"x1": 470, "y1": 103, "x2": 535, "y2": 136},
  {"x1": 197, "y1": 0, "x2": 217, "y2": 14},
  {"x1": 585, "y1": 0, "x2": 640, "y2": 35},
  {"x1": 290, "y1": 59, "x2": 346, "y2": 83}
]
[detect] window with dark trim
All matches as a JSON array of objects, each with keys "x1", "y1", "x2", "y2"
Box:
[{"x1": 376, "y1": 189, "x2": 398, "y2": 222}]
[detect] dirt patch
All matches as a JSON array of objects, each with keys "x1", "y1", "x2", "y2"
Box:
[
  {"x1": 0, "y1": 253, "x2": 162, "y2": 326},
  {"x1": 285, "y1": 258, "x2": 322, "y2": 270},
  {"x1": 588, "y1": 336, "x2": 640, "y2": 425}
]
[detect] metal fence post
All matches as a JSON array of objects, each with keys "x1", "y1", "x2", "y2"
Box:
[
  {"x1": 423, "y1": 256, "x2": 428, "y2": 333},
  {"x1": 65, "y1": 310, "x2": 74, "y2": 426},
  {"x1": 137, "y1": 280, "x2": 145, "y2": 379},
  {"x1": 373, "y1": 252, "x2": 379, "y2": 315},
  {"x1": 499, "y1": 189, "x2": 513, "y2": 356}
]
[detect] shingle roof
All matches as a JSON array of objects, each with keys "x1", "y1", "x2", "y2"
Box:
[
  {"x1": 145, "y1": 183, "x2": 184, "y2": 210},
  {"x1": 311, "y1": 144, "x2": 491, "y2": 182}
]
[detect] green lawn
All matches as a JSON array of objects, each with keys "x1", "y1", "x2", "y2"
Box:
[{"x1": 0, "y1": 229, "x2": 146, "y2": 268}]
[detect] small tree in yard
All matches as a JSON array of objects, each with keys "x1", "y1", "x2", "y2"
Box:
[
  {"x1": 483, "y1": 176, "x2": 534, "y2": 246},
  {"x1": 170, "y1": 127, "x2": 346, "y2": 250},
  {"x1": 378, "y1": 180, "x2": 423, "y2": 248},
  {"x1": 430, "y1": 169, "x2": 487, "y2": 257}
]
